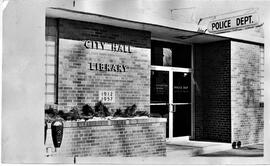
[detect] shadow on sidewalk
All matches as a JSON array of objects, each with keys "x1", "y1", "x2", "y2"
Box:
[{"x1": 198, "y1": 144, "x2": 263, "y2": 157}]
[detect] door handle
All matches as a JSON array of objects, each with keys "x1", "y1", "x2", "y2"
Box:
[
  {"x1": 168, "y1": 104, "x2": 176, "y2": 113},
  {"x1": 173, "y1": 105, "x2": 176, "y2": 113}
]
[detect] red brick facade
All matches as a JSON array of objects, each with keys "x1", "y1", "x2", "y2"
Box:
[{"x1": 45, "y1": 118, "x2": 166, "y2": 157}]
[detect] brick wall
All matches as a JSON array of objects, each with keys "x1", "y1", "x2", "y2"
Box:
[
  {"x1": 46, "y1": 18, "x2": 151, "y2": 112},
  {"x1": 193, "y1": 41, "x2": 231, "y2": 143},
  {"x1": 231, "y1": 41, "x2": 264, "y2": 145},
  {"x1": 45, "y1": 118, "x2": 166, "y2": 157}
]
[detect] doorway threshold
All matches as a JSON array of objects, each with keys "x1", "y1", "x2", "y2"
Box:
[{"x1": 166, "y1": 136, "x2": 190, "y2": 142}]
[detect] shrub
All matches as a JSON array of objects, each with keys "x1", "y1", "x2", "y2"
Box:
[
  {"x1": 45, "y1": 102, "x2": 150, "y2": 122},
  {"x1": 134, "y1": 110, "x2": 150, "y2": 117},
  {"x1": 124, "y1": 104, "x2": 137, "y2": 117},
  {"x1": 45, "y1": 107, "x2": 64, "y2": 122},
  {"x1": 94, "y1": 101, "x2": 111, "y2": 117},
  {"x1": 81, "y1": 104, "x2": 94, "y2": 116},
  {"x1": 45, "y1": 107, "x2": 57, "y2": 117},
  {"x1": 69, "y1": 107, "x2": 81, "y2": 120},
  {"x1": 113, "y1": 108, "x2": 124, "y2": 117}
]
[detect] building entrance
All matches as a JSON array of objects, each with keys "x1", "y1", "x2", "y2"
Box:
[
  {"x1": 150, "y1": 68, "x2": 191, "y2": 138},
  {"x1": 150, "y1": 40, "x2": 192, "y2": 138}
]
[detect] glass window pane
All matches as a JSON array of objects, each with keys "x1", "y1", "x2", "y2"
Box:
[
  {"x1": 162, "y1": 48, "x2": 172, "y2": 66},
  {"x1": 151, "y1": 70, "x2": 169, "y2": 103},
  {"x1": 151, "y1": 46, "x2": 163, "y2": 66},
  {"x1": 150, "y1": 105, "x2": 169, "y2": 137},
  {"x1": 173, "y1": 104, "x2": 191, "y2": 137},
  {"x1": 173, "y1": 72, "x2": 191, "y2": 103},
  {"x1": 172, "y1": 45, "x2": 191, "y2": 68},
  {"x1": 151, "y1": 40, "x2": 191, "y2": 68}
]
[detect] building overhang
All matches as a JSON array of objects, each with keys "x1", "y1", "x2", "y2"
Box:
[{"x1": 46, "y1": 7, "x2": 263, "y2": 45}]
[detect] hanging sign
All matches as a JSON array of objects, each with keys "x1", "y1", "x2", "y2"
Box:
[{"x1": 207, "y1": 12, "x2": 259, "y2": 33}]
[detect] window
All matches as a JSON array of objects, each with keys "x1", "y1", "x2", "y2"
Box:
[{"x1": 151, "y1": 40, "x2": 191, "y2": 68}]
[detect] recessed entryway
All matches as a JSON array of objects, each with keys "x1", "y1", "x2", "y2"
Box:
[{"x1": 150, "y1": 40, "x2": 192, "y2": 139}]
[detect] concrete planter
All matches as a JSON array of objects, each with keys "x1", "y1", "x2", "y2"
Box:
[{"x1": 45, "y1": 117, "x2": 167, "y2": 157}]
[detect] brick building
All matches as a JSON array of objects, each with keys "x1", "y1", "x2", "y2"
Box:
[
  {"x1": 44, "y1": 15, "x2": 264, "y2": 145},
  {"x1": 2, "y1": 0, "x2": 266, "y2": 162}
]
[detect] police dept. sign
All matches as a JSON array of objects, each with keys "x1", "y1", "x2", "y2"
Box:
[{"x1": 208, "y1": 13, "x2": 259, "y2": 33}]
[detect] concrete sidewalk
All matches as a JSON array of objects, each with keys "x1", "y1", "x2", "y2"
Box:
[
  {"x1": 198, "y1": 143, "x2": 263, "y2": 157},
  {"x1": 166, "y1": 136, "x2": 232, "y2": 157},
  {"x1": 45, "y1": 138, "x2": 265, "y2": 164},
  {"x1": 166, "y1": 137, "x2": 263, "y2": 157}
]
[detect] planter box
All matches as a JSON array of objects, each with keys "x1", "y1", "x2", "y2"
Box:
[{"x1": 45, "y1": 118, "x2": 167, "y2": 157}]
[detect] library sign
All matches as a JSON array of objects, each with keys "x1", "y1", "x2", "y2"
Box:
[
  {"x1": 84, "y1": 40, "x2": 130, "y2": 73},
  {"x1": 208, "y1": 13, "x2": 259, "y2": 33}
]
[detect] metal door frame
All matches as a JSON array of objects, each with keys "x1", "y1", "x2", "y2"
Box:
[{"x1": 150, "y1": 65, "x2": 192, "y2": 139}]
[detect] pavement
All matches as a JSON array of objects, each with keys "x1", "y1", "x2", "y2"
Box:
[
  {"x1": 198, "y1": 143, "x2": 263, "y2": 157},
  {"x1": 45, "y1": 137, "x2": 265, "y2": 164},
  {"x1": 166, "y1": 136, "x2": 263, "y2": 157}
]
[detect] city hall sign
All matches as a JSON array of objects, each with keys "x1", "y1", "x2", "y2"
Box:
[
  {"x1": 207, "y1": 12, "x2": 259, "y2": 33},
  {"x1": 83, "y1": 40, "x2": 132, "y2": 53}
]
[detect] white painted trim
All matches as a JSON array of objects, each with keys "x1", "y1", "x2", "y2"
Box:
[
  {"x1": 151, "y1": 65, "x2": 191, "y2": 73},
  {"x1": 190, "y1": 44, "x2": 195, "y2": 140},
  {"x1": 171, "y1": 103, "x2": 191, "y2": 105},
  {"x1": 169, "y1": 70, "x2": 173, "y2": 138},
  {"x1": 151, "y1": 66, "x2": 192, "y2": 139},
  {"x1": 150, "y1": 103, "x2": 168, "y2": 106}
]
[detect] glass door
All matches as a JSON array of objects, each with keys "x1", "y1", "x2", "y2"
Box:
[
  {"x1": 172, "y1": 72, "x2": 191, "y2": 137},
  {"x1": 150, "y1": 69, "x2": 191, "y2": 138},
  {"x1": 150, "y1": 70, "x2": 169, "y2": 137}
]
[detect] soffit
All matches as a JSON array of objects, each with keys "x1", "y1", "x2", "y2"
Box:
[{"x1": 46, "y1": 8, "x2": 231, "y2": 45}]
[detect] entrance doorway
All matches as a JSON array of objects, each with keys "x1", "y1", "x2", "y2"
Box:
[
  {"x1": 150, "y1": 68, "x2": 191, "y2": 138},
  {"x1": 150, "y1": 40, "x2": 192, "y2": 138}
]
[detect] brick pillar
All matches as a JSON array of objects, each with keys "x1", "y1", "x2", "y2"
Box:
[{"x1": 231, "y1": 41, "x2": 264, "y2": 145}]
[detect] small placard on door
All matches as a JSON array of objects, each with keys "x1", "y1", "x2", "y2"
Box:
[{"x1": 99, "y1": 91, "x2": 115, "y2": 103}]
